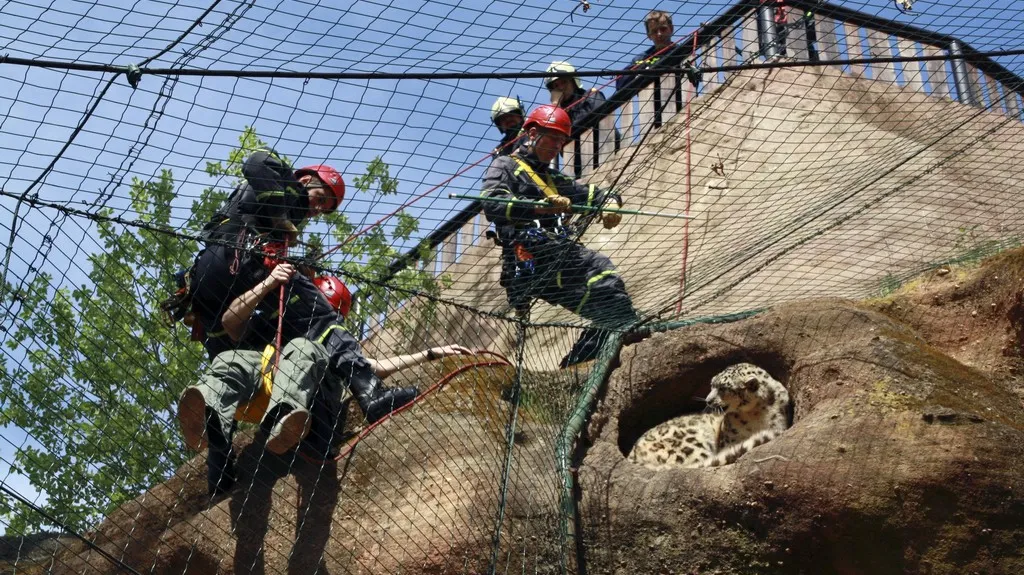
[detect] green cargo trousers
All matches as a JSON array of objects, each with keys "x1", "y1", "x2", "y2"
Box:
[{"x1": 193, "y1": 338, "x2": 329, "y2": 439}]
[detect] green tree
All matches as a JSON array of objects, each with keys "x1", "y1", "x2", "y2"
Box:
[{"x1": 0, "y1": 127, "x2": 443, "y2": 532}]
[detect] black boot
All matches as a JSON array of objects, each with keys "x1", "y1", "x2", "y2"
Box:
[
  {"x1": 559, "y1": 327, "x2": 607, "y2": 368},
  {"x1": 206, "y1": 421, "x2": 236, "y2": 496},
  {"x1": 348, "y1": 365, "x2": 418, "y2": 423},
  {"x1": 207, "y1": 445, "x2": 236, "y2": 496}
]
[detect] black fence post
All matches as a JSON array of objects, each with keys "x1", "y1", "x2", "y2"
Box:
[
  {"x1": 949, "y1": 40, "x2": 976, "y2": 106},
  {"x1": 653, "y1": 75, "x2": 663, "y2": 129},
  {"x1": 804, "y1": 10, "x2": 819, "y2": 62},
  {"x1": 757, "y1": 3, "x2": 779, "y2": 58}
]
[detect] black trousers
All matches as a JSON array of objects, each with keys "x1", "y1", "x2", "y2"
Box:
[
  {"x1": 500, "y1": 238, "x2": 637, "y2": 366},
  {"x1": 500, "y1": 239, "x2": 636, "y2": 327}
]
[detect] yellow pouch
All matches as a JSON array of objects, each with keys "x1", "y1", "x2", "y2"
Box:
[{"x1": 234, "y1": 344, "x2": 277, "y2": 423}]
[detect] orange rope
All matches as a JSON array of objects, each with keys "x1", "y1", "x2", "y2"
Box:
[{"x1": 273, "y1": 245, "x2": 287, "y2": 376}]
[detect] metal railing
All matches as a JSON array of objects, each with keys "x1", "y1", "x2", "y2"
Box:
[{"x1": 379, "y1": 0, "x2": 1024, "y2": 306}]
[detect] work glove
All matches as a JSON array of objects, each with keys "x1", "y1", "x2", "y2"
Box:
[
  {"x1": 601, "y1": 202, "x2": 622, "y2": 229},
  {"x1": 546, "y1": 195, "x2": 573, "y2": 214}
]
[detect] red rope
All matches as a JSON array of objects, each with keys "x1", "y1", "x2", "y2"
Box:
[
  {"x1": 273, "y1": 246, "x2": 287, "y2": 375},
  {"x1": 674, "y1": 30, "x2": 699, "y2": 317},
  {"x1": 298, "y1": 350, "x2": 512, "y2": 465}
]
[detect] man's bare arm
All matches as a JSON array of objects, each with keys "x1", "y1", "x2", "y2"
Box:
[
  {"x1": 370, "y1": 344, "x2": 473, "y2": 379},
  {"x1": 222, "y1": 263, "x2": 295, "y2": 342}
]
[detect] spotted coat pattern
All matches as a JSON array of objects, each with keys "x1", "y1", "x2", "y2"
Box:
[{"x1": 628, "y1": 363, "x2": 790, "y2": 470}]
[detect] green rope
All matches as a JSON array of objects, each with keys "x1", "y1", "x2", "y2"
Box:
[
  {"x1": 554, "y1": 306, "x2": 768, "y2": 574},
  {"x1": 449, "y1": 193, "x2": 696, "y2": 220},
  {"x1": 555, "y1": 331, "x2": 623, "y2": 574}
]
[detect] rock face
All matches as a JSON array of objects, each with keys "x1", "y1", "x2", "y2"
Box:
[
  {"x1": 579, "y1": 298, "x2": 1024, "y2": 575},
  {"x1": 45, "y1": 253, "x2": 1024, "y2": 575}
]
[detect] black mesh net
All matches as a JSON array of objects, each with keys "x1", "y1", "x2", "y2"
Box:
[{"x1": 1, "y1": 0, "x2": 1023, "y2": 573}]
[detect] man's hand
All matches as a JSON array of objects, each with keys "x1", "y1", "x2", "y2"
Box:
[
  {"x1": 265, "y1": 262, "x2": 296, "y2": 288},
  {"x1": 224, "y1": 262, "x2": 296, "y2": 343},
  {"x1": 432, "y1": 344, "x2": 474, "y2": 358},
  {"x1": 601, "y1": 202, "x2": 623, "y2": 229},
  {"x1": 535, "y1": 195, "x2": 572, "y2": 215}
]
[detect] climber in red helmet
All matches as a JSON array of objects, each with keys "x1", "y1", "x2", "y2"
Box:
[
  {"x1": 188, "y1": 148, "x2": 348, "y2": 363},
  {"x1": 480, "y1": 105, "x2": 638, "y2": 368},
  {"x1": 178, "y1": 266, "x2": 472, "y2": 494},
  {"x1": 184, "y1": 149, "x2": 422, "y2": 456}
]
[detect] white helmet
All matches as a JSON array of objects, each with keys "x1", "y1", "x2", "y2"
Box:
[
  {"x1": 544, "y1": 60, "x2": 583, "y2": 89},
  {"x1": 490, "y1": 97, "x2": 525, "y2": 125}
]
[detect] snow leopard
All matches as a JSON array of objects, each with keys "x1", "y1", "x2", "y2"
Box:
[{"x1": 627, "y1": 363, "x2": 790, "y2": 470}]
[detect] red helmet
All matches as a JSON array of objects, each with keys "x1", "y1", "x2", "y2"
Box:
[
  {"x1": 294, "y1": 164, "x2": 345, "y2": 211},
  {"x1": 522, "y1": 104, "x2": 571, "y2": 138},
  {"x1": 314, "y1": 275, "x2": 352, "y2": 317}
]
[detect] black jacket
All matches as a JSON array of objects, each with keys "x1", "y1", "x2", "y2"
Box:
[
  {"x1": 616, "y1": 46, "x2": 663, "y2": 91},
  {"x1": 564, "y1": 88, "x2": 607, "y2": 132},
  {"x1": 201, "y1": 149, "x2": 311, "y2": 244},
  {"x1": 480, "y1": 145, "x2": 621, "y2": 234}
]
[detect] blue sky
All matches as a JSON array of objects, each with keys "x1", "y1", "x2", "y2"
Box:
[{"x1": 0, "y1": 0, "x2": 1022, "y2": 533}]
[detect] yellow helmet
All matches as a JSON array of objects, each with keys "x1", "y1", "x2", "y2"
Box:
[
  {"x1": 490, "y1": 96, "x2": 525, "y2": 125},
  {"x1": 544, "y1": 60, "x2": 583, "y2": 89}
]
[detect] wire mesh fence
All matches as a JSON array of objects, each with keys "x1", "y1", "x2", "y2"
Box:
[{"x1": 1, "y1": 0, "x2": 1024, "y2": 573}]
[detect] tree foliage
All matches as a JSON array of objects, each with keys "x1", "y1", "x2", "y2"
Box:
[{"x1": 0, "y1": 127, "x2": 443, "y2": 532}]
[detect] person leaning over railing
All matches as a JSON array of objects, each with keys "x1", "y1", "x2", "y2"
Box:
[
  {"x1": 544, "y1": 60, "x2": 609, "y2": 132},
  {"x1": 480, "y1": 104, "x2": 638, "y2": 368},
  {"x1": 490, "y1": 96, "x2": 527, "y2": 157},
  {"x1": 545, "y1": 60, "x2": 621, "y2": 174},
  {"x1": 616, "y1": 10, "x2": 676, "y2": 92}
]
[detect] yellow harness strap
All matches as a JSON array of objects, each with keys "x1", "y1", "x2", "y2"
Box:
[
  {"x1": 234, "y1": 344, "x2": 278, "y2": 423},
  {"x1": 511, "y1": 156, "x2": 562, "y2": 200}
]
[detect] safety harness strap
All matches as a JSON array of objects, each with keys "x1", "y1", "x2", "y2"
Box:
[
  {"x1": 511, "y1": 156, "x2": 561, "y2": 200},
  {"x1": 317, "y1": 323, "x2": 348, "y2": 344}
]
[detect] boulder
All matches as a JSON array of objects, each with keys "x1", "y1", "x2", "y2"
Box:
[{"x1": 579, "y1": 299, "x2": 1024, "y2": 575}]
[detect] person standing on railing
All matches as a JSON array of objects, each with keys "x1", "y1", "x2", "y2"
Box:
[
  {"x1": 616, "y1": 10, "x2": 676, "y2": 91},
  {"x1": 490, "y1": 97, "x2": 527, "y2": 157},
  {"x1": 480, "y1": 104, "x2": 638, "y2": 368}
]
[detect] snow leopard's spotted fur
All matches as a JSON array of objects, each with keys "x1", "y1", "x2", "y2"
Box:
[{"x1": 628, "y1": 363, "x2": 790, "y2": 470}]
